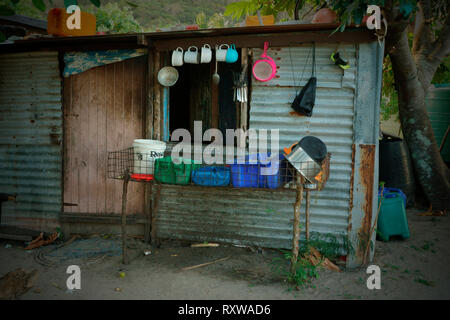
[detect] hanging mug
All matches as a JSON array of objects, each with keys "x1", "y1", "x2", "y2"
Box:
[
  {"x1": 226, "y1": 44, "x2": 239, "y2": 63},
  {"x1": 184, "y1": 46, "x2": 200, "y2": 64},
  {"x1": 171, "y1": 47, "x2": 184, "y2": 66},
  {"x1": 216, "y1": 44, "x2": 229, "y2": 62},
  {"x1": 200, "y1": 44, "x2": 212, "y2": 63}
]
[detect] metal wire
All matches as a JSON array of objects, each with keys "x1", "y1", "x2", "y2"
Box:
[{"x1": 107, "y1": 147, "x2": 330, "y2": 189}]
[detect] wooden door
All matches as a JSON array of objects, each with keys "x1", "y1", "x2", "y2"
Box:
[{"x1": 63, "y1": 56, "x2": 146, "y2": 215}]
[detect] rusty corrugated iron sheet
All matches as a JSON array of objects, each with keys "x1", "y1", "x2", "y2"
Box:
[
  {"x1": 155, "y1": 43, "x2": 357, "y2": 249},
  {"x1": 355, "y1": 144, "x2": 376, "y2": 261},
  {"x1": 0, "y1": 51, "x2": 62, "y2": 231}
]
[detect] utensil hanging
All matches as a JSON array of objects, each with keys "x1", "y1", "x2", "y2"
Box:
[
  {"x1": 212, "y1": 56, "x2": 220, "y2": 85},
  {"x1": 233, "y1": 64, "x2": 248, "y2": 103},
  {"x1": 157, "y1": 66, "x2": 179, "y2": 87},
  {"x1": 252, "y1": 41, "x2": 277, "y2": 82}
]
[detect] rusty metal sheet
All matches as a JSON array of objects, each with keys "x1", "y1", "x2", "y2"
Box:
[
  {"x1": 0, "y1": 51, "x2": 62, "y2": 231},
  {"x1": 155, "y1": 184, "x2": 350, "y2": 249},
  {"x1": 346, "y1": 41, "x2": 384, "y2": 268}
]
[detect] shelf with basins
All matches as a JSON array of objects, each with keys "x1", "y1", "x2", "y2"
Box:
[{"x1": 107, "y1": 147, "x2": 330, "y2": 191}]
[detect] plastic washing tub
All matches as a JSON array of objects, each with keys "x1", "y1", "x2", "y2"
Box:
[
  {"x1": 154, "y1": 156, "x2": 199, "y2": 185},
  {"x1": 191, "y1": 166, "x2": 231, "y2": 186}
]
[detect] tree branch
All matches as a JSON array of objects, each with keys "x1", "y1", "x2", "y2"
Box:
[
  {"x1": 429, "y1": 12, "x2": 450, "y2": 62},
  {"x1": 385, "y1": 20, "x2": 410, "y2": 54},
  {"x1": 384, "y1": 0, "x2": 411, "y2": 54},
  {"x1": 413, "y1": 0, "x2": 435, "y2": 55},
  {"x1": 389, "y1": 29, "x2": 419, "y2": 83},
  {"x1": 415, "y1": 11, "x2": 450, "y2": 92}
]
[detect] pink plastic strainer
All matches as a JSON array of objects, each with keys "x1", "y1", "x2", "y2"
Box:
[{"x1": 252, "y1": 41, "x2": 277, "y2": 82}]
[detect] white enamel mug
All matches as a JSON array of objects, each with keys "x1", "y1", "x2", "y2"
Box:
[
  {"x1": 171, "y1": 47, "x2": 184, "y2": 66},
  {"x1": 200, "y1": 44, "x2": 212, "y2": 63},
  {"x1": 216, "y1": 44, "x2": 229, "y2": 62},
  {"x1": 184, "y1": 46, "x2": 200, "y2": 64}
]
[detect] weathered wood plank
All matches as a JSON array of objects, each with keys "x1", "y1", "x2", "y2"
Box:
[
  {"x1": 113, "y1": 62, "x2": 125, "y2": 214},
  {"x1": 105, "y1": 63, "x2": 117, "y2": 214},
  {"x1": 78, "y1": 71, "x2": 90, "y2": 214},
  {"x1": 88, "y1": 68, "x2": 98, "y2": 213},
  {"x1": 63, "y1": 76, "x2": 72, "y2": 213},
  {"x1": 96, "y1": 65, "x2": 107, "y2": 214},
  {"x1": 153, "y1": 51, "x2": 161, "y2": 140}
]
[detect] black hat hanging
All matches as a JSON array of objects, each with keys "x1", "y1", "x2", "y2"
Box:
[{"x1": 290, "y1": 42, "x2": 317, "y2": 117}]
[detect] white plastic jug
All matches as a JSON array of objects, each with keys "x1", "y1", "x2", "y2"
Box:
[{"x1": 132, "y1": 139, "x2": 166, "y2": 175}]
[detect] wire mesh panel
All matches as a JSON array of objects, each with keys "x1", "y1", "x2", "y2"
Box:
[
  {"x1": 107, "y1": 147, "x2": 135, "y2": 180},
  {"x1": 107, "y1": 147, "x2": 330, "y2": 189}
]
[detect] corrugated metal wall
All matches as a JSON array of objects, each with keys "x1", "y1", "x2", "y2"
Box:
[
  {"x1": 0, "y1": 52, "x2": 62, "y2": 231},
  {"x1": 249, "y1": 44, "x2": 357, "y2": 241},
  {"x1": 155, "y1": 43, "x2": 357, "y2": 249}
]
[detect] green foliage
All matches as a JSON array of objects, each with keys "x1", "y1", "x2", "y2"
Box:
[
  {"x1": 207, "y1": 12, "x2": 232, "y2": 28},
  {"x1": 301, "y1": 232, "x2": 354, "y2": 259},
  {"x1": 270, "y1": 232, "x2": 350, "y2": 288},
  {"x1": 64, "y1": 0, "x2": 78, "y2": 8},
  {"x1": 432, "y1": 56, "x2": 450, "y2": 84},
  {"x1": 2, "y1": 0, "x2": 233, "y2": 32},
  {"x1": 414, "y1": 277, "x2": 434, "y2": 286},
  {"x1": 194, "y1": 11, "x2": 233, "y2": 29},
  {"x1": 224, "y1": 0, "x2": 262, "y2": 20},
  {"x1": 381, "y1": 55, "x2": 399, "y2": 121},
  {"x1": 270, "y1": 247, "x2": 319, "y2": 288},
  {"x1": 89, "y1": 0, "x2": 100, "y2": 7},
  {"x1": 195, "y1": 11, "x2": 207, "y2": 29},
  {"x1": 91, "y1": 2, "x2": 142, "y2": 33},
  {"x1": 0, "y1": 0, "x2": 103, "y2": 17},
  {"x1": 0, "y1": 4, "x2": 15, "y2": 15},
  {"x1": 129, "y1": 0, "x2": 232, "y2": 31},
  {"x1": 32, "y1": 0, "x2": 45, "y2": 11},
  {"x1": 224, "y1": 0, "x2": 298, "y2": 21}
]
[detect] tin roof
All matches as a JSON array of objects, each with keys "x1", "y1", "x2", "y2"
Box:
[
  {"x1": 0, "y1": 15, "x2": 47, "y2": 31},
  {"x1": 0, "y1": 23, "x2": 375, "y2": 53}
]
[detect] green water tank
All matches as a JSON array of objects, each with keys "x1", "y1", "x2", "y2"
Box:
[{"x1": 425, "y1": 84, "x2": 450, "y2": 163}]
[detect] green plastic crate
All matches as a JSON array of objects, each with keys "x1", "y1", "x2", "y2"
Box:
[
  {"x1": 377, "y1": 192, "x2": 410, "y2": 241},
  {"x1": 154, "y1": 156, "x2": 199, "y2": 185}
]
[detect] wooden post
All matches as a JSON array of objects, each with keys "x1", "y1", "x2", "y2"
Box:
[
  {"x1": 121, "y1": 176, "x2": 130, "y2": 265},
  {"x1": 144, "y1": 48, "x2": 154, "y2": 244},
  {"x1": 151, "y1": 183, "x2": 161, "y2": 248},
  {"x1": 290, "y1": 174, "x2": 304, "y2": 274},
  {"x1": 144, "y1": 182, "x2": 153, "y2": 243},
  {"x1": 305, "y1": 189, "x2": 311, "y2": 241},
  {"x1": 153, "y1": 51, "x2": 161, "y2": 140},
  {"x1": 160, "y1": 52, "x2": 166, "y2": 140}
]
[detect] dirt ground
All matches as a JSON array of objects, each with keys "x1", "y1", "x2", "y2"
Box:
[{"x1": 0, "y1": 208, "x2": 449, "y2": 300}]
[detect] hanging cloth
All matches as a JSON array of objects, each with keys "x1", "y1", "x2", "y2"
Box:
[
  {"x1": 63, "y1": 49, "x2": 147, "y2": 77},
  {"x1": 291, "y1": 43, "x2": 317, "y2": 117}
]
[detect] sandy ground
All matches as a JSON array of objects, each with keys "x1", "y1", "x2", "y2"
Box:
[{"x1": 0, "y1": 208, "x2": 449, "y2": 300}]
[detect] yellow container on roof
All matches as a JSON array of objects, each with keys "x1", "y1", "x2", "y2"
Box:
[
  {"x1": 47, "y1": 8, "x2": 96, "y2": 36},
  {"x1": 245, "y1": 15, "x2": 275, "y2": 26}
]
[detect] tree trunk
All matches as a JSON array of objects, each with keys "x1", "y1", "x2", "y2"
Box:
[{"x1": 389, "y1": 30, "x2": 450, "y2": 211}]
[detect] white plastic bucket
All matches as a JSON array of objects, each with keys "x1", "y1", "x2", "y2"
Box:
[{"x1": 132, "y1": 139, "x2": 166, "y2": 174}]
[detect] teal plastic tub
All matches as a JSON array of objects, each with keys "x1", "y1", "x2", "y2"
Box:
[{"x1": 377, "y1": 192, "x2": 410, "y2": 241}]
